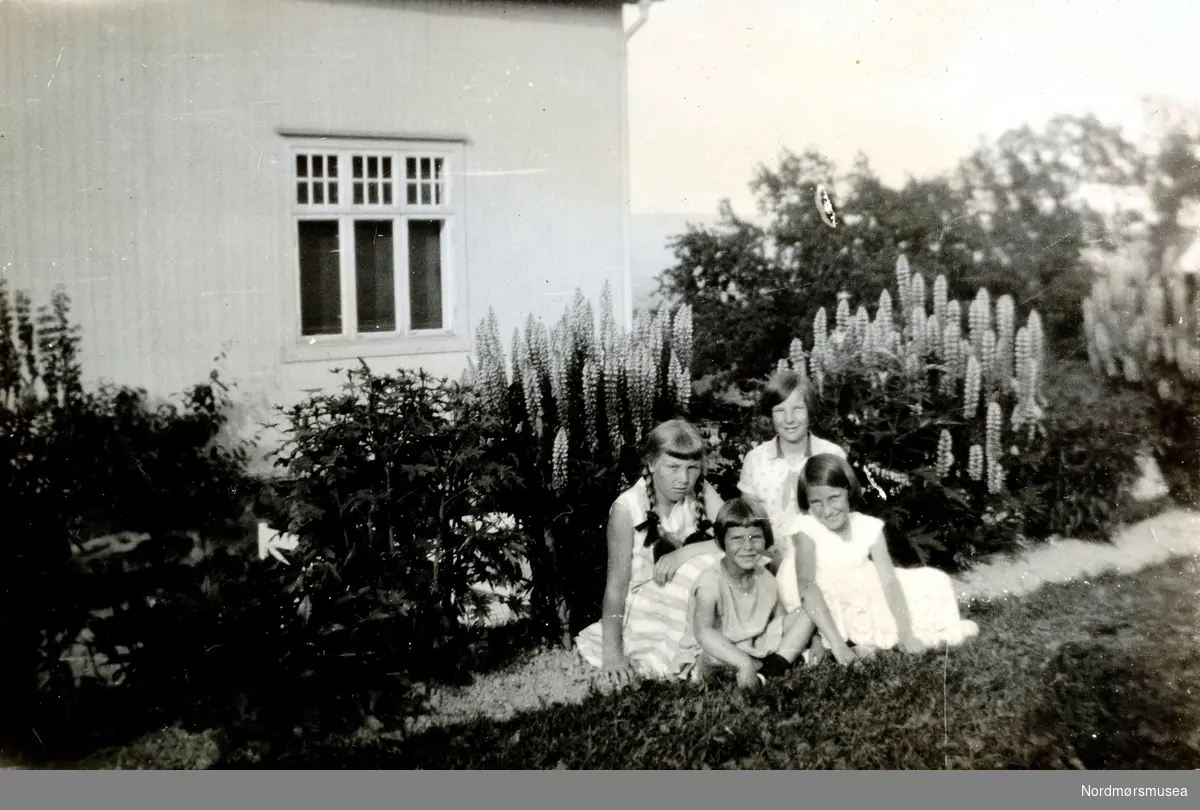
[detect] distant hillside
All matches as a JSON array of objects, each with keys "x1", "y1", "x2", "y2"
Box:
[{"x1": 630, "y1": 212, "x2": 723, "y2": 310}]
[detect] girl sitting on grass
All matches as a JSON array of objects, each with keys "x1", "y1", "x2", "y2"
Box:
[
  {"x1": 777, "y1": 454, "x2": 979, "y2": 658},
  {"x1": 674, "y1": 498, "x2": 859, "y2": 689}
]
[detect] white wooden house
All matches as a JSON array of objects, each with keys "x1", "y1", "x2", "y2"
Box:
[{"x1": 0, "y1": 0, "x2": 655, "y2": 456}]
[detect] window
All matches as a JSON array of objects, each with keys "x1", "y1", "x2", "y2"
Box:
[{"x1": 287, "y1": 139, "x2": 465, "y2": 358}]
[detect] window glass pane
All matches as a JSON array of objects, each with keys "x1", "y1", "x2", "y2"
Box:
[
  {"x1": 297, "y1": 182, "x2": 308, "y2": 205},
  {"x1": 407, "y1": 183, "x2": 418, "y2": 205},
  {"x1": 313, "y1": 183, "x2": 324, "y2": 205},
  {"x1": 382, "y1": 157, "x2": 392, "y2": 179},
  {"x1": 328, "y1": 156, "x2": 338, "y2": 178},
  {"x1": 408, "y1": 219, "x2": 443, "y2": 330},
  {"x1": 298, "y1": 220, "x2": 341, "y2": 336},
  {"x1": 382, "y1": 184, "x2": 393, "y2": 205},
  {"x1": 420, "y1": 183, "x2": 431, "y2": 206},
  {"x1": 296, "y1": 155, "x2": 307, "y2": 178},
  {"x1": 329, "y1": 182, "x2": 339, "y2": 205},
  {"x1": 353, "y1": 156, "x2": 363, "y2": 179},
  {"x1": 313, "y1": 156, "x2": 324, "y2": 178},
  {"x1": 406, "y1": 157, "x2": 417, "y2": 181},
  {"x1": 367, "y1": 156, "x2": 378, "y2": 178},
  {"x1": 354, "y1": 182, "x2": 364, "y2": 205},
  {"x1": 355, "y1": 220, "x2": 396, "y2": 333},
  {"x1": 368, "y1": 183, "x2": 378, "y2": 205}
]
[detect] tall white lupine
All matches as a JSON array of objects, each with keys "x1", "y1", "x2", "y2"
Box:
[
  {"x1": 788, "y1": 338, "x2": 806, "y2": 372},
  {"x1": 551, "y1": 427, "x2": 569, "y2": 493},
  {"x1": 964, "y1": 354, "x2": 982, "y2": 418},
  {"x1": 604, "y1": 345, "x2": 623, "y2": 459},
  {"x1": 981, "y1": 328, "x2": 998, "y2": 390},
  {"x1": 877, "y1": 289, "x2": 894, "y2": 337},
  {"x1": 985, "y1": 400, "x2": 1002, "y2": 468},
  {"x1": 776, "y1": 358, "x2": 789, "y2": 374},
  {"x1": 941, "y1": 318, "x2": 962, "y2": 396},
  {"x1": 924, "y1": 313, "x2": 939, "y2": 355},
  {"x1": 936, "y1": 429, "x2": 955, "y2": 479},
  {"x1": 968, "y1": 444, "x2": 984, "y2": 482},
  {"x1": 836, "y1": 292, "x2": 852, "y2": 333},
  {"x1": 910, "y1": 271, "x2": 926, "y2": 315},
  {"x1": 671, "y1": 304, "x2": 694, "y2": 374},
  {"x1": 895, "y1": 255, "x2": 912, "y2": 318},
  {"x1": 996, "y1": 294, "x2": 1015, "y2": 383},
  {"x1": 933, "y1": 274, "x2": 949, "y2": 341},
  {"x1": 582, "y1": 359, "x2": 599, "y2": 453}
]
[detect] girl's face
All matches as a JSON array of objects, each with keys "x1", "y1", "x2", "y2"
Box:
[
  {"x1": 771, "y1": 388, "x2": 809, "y2": 445},
  {"x1": 650, "y1": 453, "x2": 701, "y2": 504},
  {"x1": 808, "y1": 484, "x2": 850, "y2": 532},
  {"x1": 723, "y1": 525, "x2": 767, "y2": 572}
]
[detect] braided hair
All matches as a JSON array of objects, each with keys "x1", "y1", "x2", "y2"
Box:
[{"x1": 637, "y1": 419, "x2": 712, "y2": 561}]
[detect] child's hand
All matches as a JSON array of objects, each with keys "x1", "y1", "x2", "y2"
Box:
[
  {"x1": 765, "y1": 545, "x2": 786, "y2": 569},
  {"x1": 736, "y1": 661, "x2": 762, "y2": 690},
  {"x1": 653, "y1": 549, "x2": 687, "y2": 585}
]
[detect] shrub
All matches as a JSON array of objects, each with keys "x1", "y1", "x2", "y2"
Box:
[
  {"x1": 469, "y1": 285, "x2": 695, "y2": 642},
  {"x1": 750, "y1": 256, "x2": 1052, "y2": 569},
  {"x1": 1083, "y1": 268, "x2": 1200, "y2": 502},
  {"x1": 0, "y1": 282, "x2": 254, "y2": 749},
  {"x1": 250, "y1": 364, "x2": 527, "y2": 718}
]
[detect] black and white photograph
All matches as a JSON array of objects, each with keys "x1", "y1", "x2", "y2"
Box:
[{"x1": 0, "y1": 0, "x2": 1198, "y2": 779}]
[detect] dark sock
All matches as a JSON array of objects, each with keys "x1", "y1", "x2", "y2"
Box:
[{"x1": 756, "y1": 653, "x2": 795, "y2": 679}]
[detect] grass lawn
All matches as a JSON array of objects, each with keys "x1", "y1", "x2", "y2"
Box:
[{"x1": 213, "y1": 551, "x2": 1200, "y2": 769}]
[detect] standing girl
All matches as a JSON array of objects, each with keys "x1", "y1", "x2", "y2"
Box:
[{"x1": 737, "y1": 369, "x2": 847, "y2": 534}]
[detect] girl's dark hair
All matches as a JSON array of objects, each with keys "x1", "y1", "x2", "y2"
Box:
[
  {"x1": 796, "y1": 453, "x2": 862, "y2": 510},
  {"x1": 713, "y1": 498, "x2": 774, "y2": 551},
  {"x1": 760, "y1": 369, "x2": 817, "y2": 418}
]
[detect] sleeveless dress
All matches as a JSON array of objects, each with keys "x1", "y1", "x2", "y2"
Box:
[
  {"x1": 776, "y1": 512, "x2": 979, "y2": 649},
  {"x1": 574, "y1": 480, "x2": 726, "y2": 679},
  {"x1": 673, "y1": 562, "x2": 786, "y2": 680}
]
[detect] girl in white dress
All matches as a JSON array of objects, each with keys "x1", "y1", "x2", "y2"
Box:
[
  {"x1": 776, "y1": 454, "x2": 980, "y2": 655},
  {"x1": 575, "y1": 420, "x2": 728, "y2": 679}
]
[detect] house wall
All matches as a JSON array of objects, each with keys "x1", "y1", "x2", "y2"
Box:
[{"x1": 0, "y1": 0, "x2": 631, "y2": 457}]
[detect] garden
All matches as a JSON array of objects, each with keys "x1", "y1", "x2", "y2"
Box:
[{"x1": 2, "y1": 113, "x2": 1199, "y2": 770}]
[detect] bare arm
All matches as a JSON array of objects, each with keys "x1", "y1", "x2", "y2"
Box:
[
  {"x1": 869, "y1": 535, "x2": 918, "y2": 648},
  {"x1": 692, "y1": 581, "x2": 757, "y2": 672},
  {"x1": 600, "y1": 501, "x2": 635, "y2": 667},
  {"x1": 792, "y1": 532, "x2": 857, "y2": 663}
]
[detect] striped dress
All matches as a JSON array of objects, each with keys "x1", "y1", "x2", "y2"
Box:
[{"x1": 574, "y1": 479, "x2": 725, "y2": 679}]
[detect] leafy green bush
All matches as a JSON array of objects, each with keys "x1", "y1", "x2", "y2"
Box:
[
  {"x1": 0, "y1": 282, "x2": 254, "y2": 749},
  {"x1": 251, "y1": 363, "x2": 527, "y2": 710}
]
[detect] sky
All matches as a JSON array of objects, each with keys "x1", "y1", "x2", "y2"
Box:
[{"x1": 624, "y1": 0, "x2": 1200, "y2": 219}]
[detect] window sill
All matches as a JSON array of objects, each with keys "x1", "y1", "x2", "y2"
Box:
[{"x1": 281, "y1": 331, "x2": 472, "y2": 364}]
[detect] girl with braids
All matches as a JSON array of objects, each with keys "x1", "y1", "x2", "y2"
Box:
[{"x1": 575, "y1": 419, "x2": 728, "y2": 680}]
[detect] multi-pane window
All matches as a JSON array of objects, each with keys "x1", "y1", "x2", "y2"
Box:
[{"x1": 291, "y1": 143, "x2": 455, "y2": 339}]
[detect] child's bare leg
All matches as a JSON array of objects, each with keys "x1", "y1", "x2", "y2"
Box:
[
  {"x1": 807, "y1": 634, "x2": 828, "y2": 665},
  {"x1": 775, "y1": 610, "x2": 816, "y2": 664},
  {"x1": 853, "y1": 644, "x2": 880, "y2": 660}
]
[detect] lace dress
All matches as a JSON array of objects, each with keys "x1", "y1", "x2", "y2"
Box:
[{"x1": 776, "y1": 512, "x2": 979, "y2": 649}]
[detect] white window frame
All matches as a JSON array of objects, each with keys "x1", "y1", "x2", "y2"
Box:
[{"x1": 281, "y1": 136, "x2": 469, "y2": 363}]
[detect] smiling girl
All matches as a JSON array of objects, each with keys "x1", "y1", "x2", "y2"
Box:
[
  {"x1": 777, "y1": 454, "x2": 979, "y2": 655},
  {"x1": 674, "y1": 498, "x2": 842, "y2": 688},
  {"x1": 738, "y1": 370, "x2": 847, "y2": 534}
]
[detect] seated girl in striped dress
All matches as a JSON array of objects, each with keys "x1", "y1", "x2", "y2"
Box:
[{"x1": 575, "y1": 420, "x2": 729, "y2": 680}]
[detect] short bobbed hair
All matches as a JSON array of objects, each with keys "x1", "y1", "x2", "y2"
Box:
[{"x1": 713, "y1": 498, "x2": 775, "y2": 551}]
